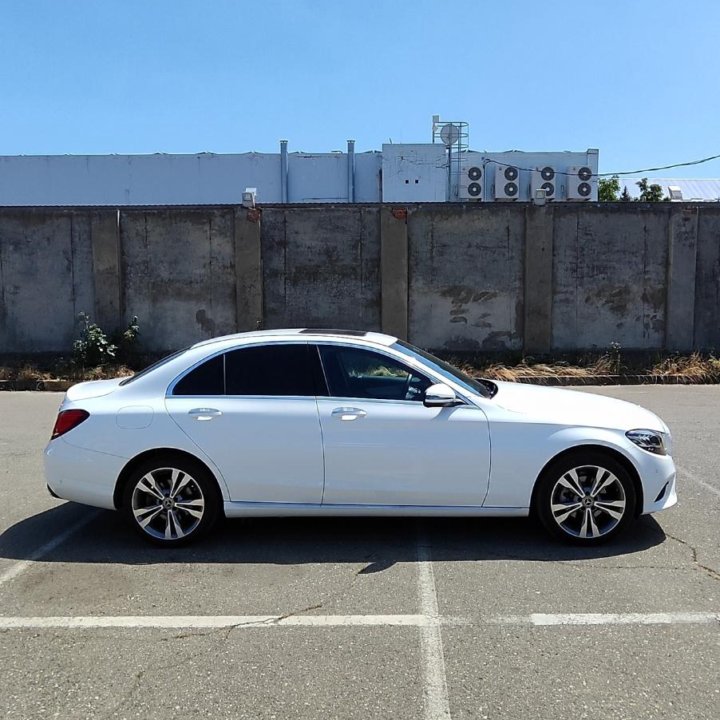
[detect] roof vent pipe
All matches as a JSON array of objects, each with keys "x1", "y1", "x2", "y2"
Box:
[
  {"x1": 280, "y1": 140, "x2": 288, "y2": 203},
  {"x1": 347, "y1": 139, "x2": 355, "y2": 203}
]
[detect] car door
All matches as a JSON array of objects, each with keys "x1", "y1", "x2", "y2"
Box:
[
  {"x1": 165, "y1": 342, "x2": 325, "y2": 504},
  {"x1": 315, "y1": 343, "x2": 491, "y2": 507}
]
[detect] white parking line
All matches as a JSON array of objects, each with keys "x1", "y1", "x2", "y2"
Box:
[
  {"x1": 675, "y1": 464, "x2": 720, "y2": 499},
  {"x1": 0, "y1": 612, "x2": 715, "y2": 630},
  {"x1": 516, "y1": 612, "x2": 720, "y2": 626},
  {"x1": 417, "y1": 529, "x2": 452, "y2": 720},
  {"x1": 0, "y1": 614, "x2": 430, "y2": 629},
  {"x1": 0, "y1": 511, "x2": 98, "y2": 587}
]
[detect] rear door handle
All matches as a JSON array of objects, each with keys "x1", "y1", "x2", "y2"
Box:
[
  {"x1": 331, "y1": 407, "x2": 367, "y2": 421},
  {"x1": 188, "y1": 408, "x2": 222, "y2": 421}
]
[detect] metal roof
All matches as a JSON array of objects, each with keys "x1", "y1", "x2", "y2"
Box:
[{"x1": 619, "y1": 178, "x2": 720, "y2": 201}]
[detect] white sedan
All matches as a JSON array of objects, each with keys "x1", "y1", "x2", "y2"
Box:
[{"x1": 45, "y1": 329, "x2": 677, "y2": 547}]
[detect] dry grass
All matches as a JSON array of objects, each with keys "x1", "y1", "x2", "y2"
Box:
[
  {"x1": 452, "y1": 353, "x2": 622, "y2": 382},
  {"x1": 480, "y1": 363, "x2": 603, "y2": 381},
  {"x1": 649, "y1": 352, "x2": 720, "y2": 382},
  {"x1": 449, "y1": 351, "x2": 720, "y2": 383},
  {"x1": 0, "y1": 363, "x2": 134, "y2": 384}
]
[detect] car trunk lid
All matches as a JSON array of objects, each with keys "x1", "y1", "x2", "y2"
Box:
[{"x1": 65, "y1": 378, "x2": 126, "y2": 402}]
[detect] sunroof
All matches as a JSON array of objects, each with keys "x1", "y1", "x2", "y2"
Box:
[{"x1": 299, "y1": 328, "x2": 368, "y2": 337}]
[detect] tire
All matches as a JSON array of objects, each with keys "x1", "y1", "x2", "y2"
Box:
[
  {"x1": 535, "y1": 451, "x2": 637, "y2": 545},
  {"x1": 122, "y1": 456, "x2": 220, "y2": 547}
]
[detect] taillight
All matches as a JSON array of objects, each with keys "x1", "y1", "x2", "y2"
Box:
[{"x1": 51, "y1": 409, "x2": 90, "y2": 439}]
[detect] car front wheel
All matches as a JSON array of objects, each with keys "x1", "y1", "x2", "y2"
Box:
[
  {"x1": 536, "y1": 451, "x2": 637, "y2": 544},
  {"x1": 122, "y1": 457, "x2": 220, "y2": 546}
]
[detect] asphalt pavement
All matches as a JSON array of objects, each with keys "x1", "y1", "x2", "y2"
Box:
[{"x1": 0, "y1": 387, "x2": 718, "y2": 719}]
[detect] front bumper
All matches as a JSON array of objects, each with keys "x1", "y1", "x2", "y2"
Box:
[{"x1": 633, "y1": 449, "x2": 677, "y2": 515}]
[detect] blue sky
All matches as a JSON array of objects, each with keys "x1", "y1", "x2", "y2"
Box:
[{"x1": 1, "y1": 0, "x2": 719, "y2": 177}]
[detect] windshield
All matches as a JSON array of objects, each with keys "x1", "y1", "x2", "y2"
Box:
[
  {"x1": 393, "y1": 341, "x2": 492, "y2": 399},
  {"x1": 118, "y1": 347, "x2": 189, "y2": 386}
]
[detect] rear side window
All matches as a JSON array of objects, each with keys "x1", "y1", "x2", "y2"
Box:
[
  {"x1": 173, "y1": 355, "x2": 224, "y2": 396},
  {"x1": 225, "y1": 344, "x2": 320, "y2": 396}
]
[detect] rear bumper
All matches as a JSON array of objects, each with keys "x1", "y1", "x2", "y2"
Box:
[{"x1": 44, "y1": 438, "x2": 125, "y2": 511}]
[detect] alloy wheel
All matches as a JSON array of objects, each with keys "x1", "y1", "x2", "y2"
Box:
[
  {"x1": 549, "y1": 465, "x2": 627, "y2": 539},
  {"x1": 130, "y1": 467, "x2": 206, "y2": 541}
]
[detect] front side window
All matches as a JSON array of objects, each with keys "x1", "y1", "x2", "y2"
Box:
[
  {"x1": 318, "y1": 345, "x2": 431, "y2": 401},
  {"x1": 393, "y1": 340, "x2": 492, "y2": 398}
]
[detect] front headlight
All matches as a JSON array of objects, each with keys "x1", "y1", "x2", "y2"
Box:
[{"x1": 626, "y1": 429, "x2": 670, "y2": 456}]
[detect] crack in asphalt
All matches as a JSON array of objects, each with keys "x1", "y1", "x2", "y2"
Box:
[
  {"x1": 664, "y1": 531, "x2": 720, "y2": 582},
  {"x1": 98, "y1": 563, "x2": 370, "y2": 718}
]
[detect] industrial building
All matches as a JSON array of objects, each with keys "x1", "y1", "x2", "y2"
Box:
[{"x1": 0, "y1": 119, "x2": 599, "y2": 206}]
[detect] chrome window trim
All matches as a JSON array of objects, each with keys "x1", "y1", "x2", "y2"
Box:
[{"x1": 164, "y1": 337, "x2": 476, "y2": 407}]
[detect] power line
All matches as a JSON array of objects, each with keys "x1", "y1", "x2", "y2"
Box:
[
  {"x1": 597, "y1": 153, "x2": 720, "y2": 177},
  {"x1": 479, "y1": 153, "x2": 720, "y2": 179}
]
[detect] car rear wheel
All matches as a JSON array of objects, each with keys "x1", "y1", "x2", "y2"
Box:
[
  {"x1": 122, "y1": 457, "x2": 220, "y2": 546},
  {"x1": 536, "y1": 451, "x2": 637, "y2": 545}
]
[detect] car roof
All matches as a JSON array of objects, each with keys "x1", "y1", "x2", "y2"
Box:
[{"x1": 191, "y1": 328, "x2": 397, "y2": 349}]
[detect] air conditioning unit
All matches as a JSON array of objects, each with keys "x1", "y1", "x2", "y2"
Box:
[
  {"x1": 567, "y1": 166, "x2": 595, "y2": 200},
  {"x1": 458, "y1": 163, "x2": 485, "y2": 201},
  {"x1": 494, "y1": 165, "x2": 520, "y2": 200},
  {"x1": 531, "y1": 166, "x2": 556, "y2": 201}
]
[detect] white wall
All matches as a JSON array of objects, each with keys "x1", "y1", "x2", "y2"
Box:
[
  {"x1": 0, "y1": 147, "x2": 597, "y2": 206},
  {"x1": 380, "y1": 144, "x2": 449, "y2": 202}
]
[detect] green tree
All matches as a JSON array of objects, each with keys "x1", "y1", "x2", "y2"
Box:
[
  {"x1": 636, "y1": 178, "x2": 665, "y2": 202},
  {"x1": 620, "y1": 186, "x2": 633, "y2": 202},
  {"x1": 598, "y1": 175, "x2": 621, "y2": 201}
]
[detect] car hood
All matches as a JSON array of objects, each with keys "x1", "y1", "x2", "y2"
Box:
[
  {"x1": 488, "y1": 381, "x2": 668, "y2": 432},
  {"x1": 65, "y1": 377, "x2": 125, "y2": 402}
]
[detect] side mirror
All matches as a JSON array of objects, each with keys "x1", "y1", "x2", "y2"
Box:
[{"x1": 423, "y1": 383, "x2": 462, "y2": 408}]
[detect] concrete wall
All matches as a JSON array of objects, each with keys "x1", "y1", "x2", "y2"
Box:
[
  {"x1": 0, "y1": 210, "x2": 95, "y2": 352},
  {"x1": 408, "y1": 205, "x2": 525, "y2": 351},
  {"x1": 551, "y1": 205, "x2": 669, "y2": 350},
  {"x1": 261, "y1": 206, "x2": 381, "y2": 331},
  {"x1": 1, "y1": 203, "x2": 719, "y2": 355}
]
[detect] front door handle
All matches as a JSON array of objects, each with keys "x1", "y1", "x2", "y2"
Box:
[
  {"x1": 331, "y1": 407, "x2": 367, "y2": 421},
  {"x1": 188, "y1": 408, "x2": 222, "y2": 421}
]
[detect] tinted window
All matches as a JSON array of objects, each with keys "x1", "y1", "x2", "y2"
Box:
[
  {"x1": 318, "y1": 345, "x2": 431, "y2": 401},
  {"x1": 225, "y1": 344, "x2": 319, "y2": 396},
  {"x1": 393, "y1": 341, "x2": 491, "y2": 398},
  {"x1": 173, "y1": 355, "x2": 224, "y2": 396}
]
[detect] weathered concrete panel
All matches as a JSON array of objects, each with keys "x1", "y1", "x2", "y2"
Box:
[
  {"x1": 666, "y1": 208, "x2": 698, "y2": 351},
  {"x1": 0, "y1": 210, "x2": 93, "y2": 352},
  {"x1": 552, "y1": 205, "x2": 669, "y2": 350},
  {"x1": 120, "y1": 209, "x2": 236, "y2": 351},
  {"x1": 380, "y1": 207, "x2": 408, "y2": 340},
  {"x1": 261, "y1": 206, "x2": 381, "y2": 330},
  {"x1": 234, "y1": 208, "x2": 263, "y2": 332},
  {"x1": 91, "y1": 211, "x2": 121, "y2": 333},
  {"x1": 524, "y1": 206, "x2": 553, "y2": 353},
  {"x1": 694, "y1": 207, "x2": 720, "y2": 349},
  {"x1": 408, "y1": 204, "x2": 525, "y2": 351}
]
